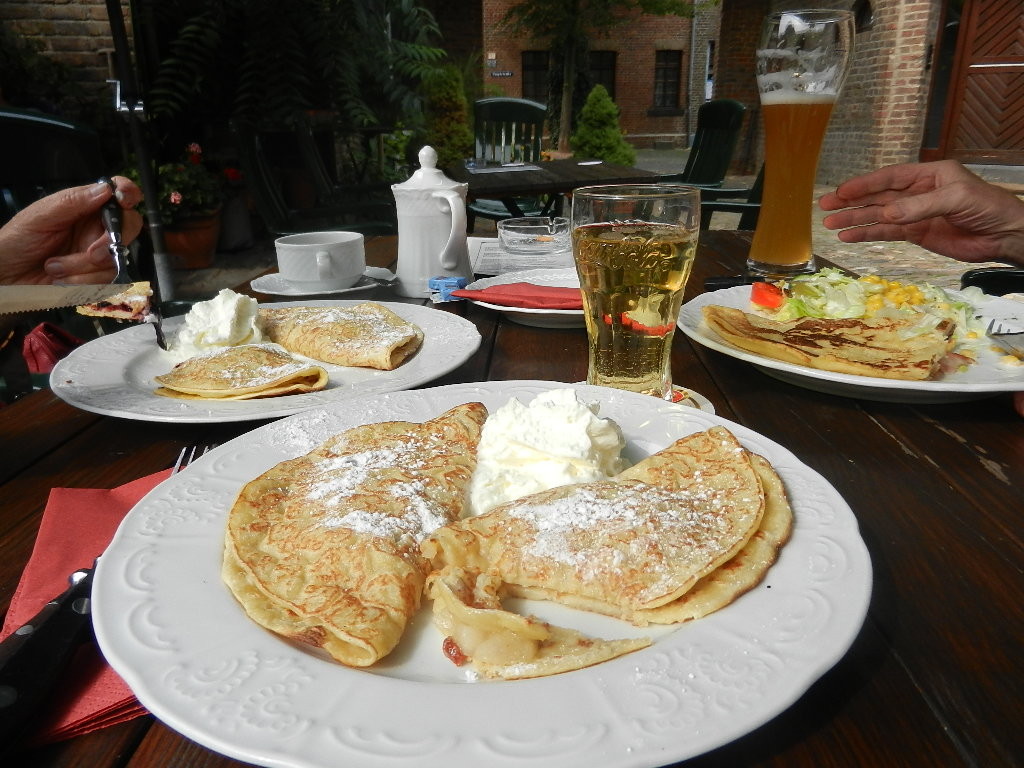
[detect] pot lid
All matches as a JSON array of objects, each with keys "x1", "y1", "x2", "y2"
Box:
[{"x1": 393, "y1": 146, "x2": 463, "y2": 191}]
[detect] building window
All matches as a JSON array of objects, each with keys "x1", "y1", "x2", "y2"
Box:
[
  {"x1": 589, "y1": 50, "x2": 617, "y2": 100},
  {"x1": 522, "y1": 50, "x2": 549, "y2": 102},
  {"x1": 653, "y1": 50, "x2": 682, "y2": 109},
  {"x1": 705, "y1": 40, "x2": 716, "y2": 100}
]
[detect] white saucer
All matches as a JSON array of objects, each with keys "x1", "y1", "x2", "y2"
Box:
[{"x1": 251, "y1": 268, "x2": 395, "y2": 297}]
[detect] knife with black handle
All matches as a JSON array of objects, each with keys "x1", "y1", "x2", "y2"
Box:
[{"x1": 0, "y1": 564, "x2": 96, "y2": 748}]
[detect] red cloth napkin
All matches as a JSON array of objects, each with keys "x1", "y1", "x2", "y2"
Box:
[
  {"x1": 452, "y1": 282, "x2": 584, "y2": 310},
  {"x1": 0, "y1": 470, "x2": 170, "y2": 743}
]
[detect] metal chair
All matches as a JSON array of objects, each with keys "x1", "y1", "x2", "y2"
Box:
[
  {"x1": 467, "y1": 97, "x2": 555, "y2": 229},
  {"x1": 230, "y1": 118, "x2": 396, "y2": 236},
  {"x1": 699, "y1": 165, "x2": 764, "y2": 230},
  {"x1": 659, "y1": 99, "x2": 747, "y2": 189},
  {"x1": 0, "y1": 107, "x2": 106, "y2": 225}
]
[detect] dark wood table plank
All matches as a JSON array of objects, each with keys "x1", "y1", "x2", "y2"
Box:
[{"x1": 448, "y1": 158, "x2": 659, "y2": 201}]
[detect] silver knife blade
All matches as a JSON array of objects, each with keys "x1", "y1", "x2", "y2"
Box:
[{"x1": 0, "y1": 284, "x2": 126, "y2": 315}]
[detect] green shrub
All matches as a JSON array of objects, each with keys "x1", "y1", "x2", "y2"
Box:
[
  {"x1": 569, "y1": 84, "x2": 636, "y2": 166},
  {"x1": 419, "y1": 64, "x2": 474, "y2": 171}
]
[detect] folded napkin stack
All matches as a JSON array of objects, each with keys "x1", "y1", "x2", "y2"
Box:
[
  {"x1": 0, "y1": 471, "x2": 169, "y2": 743},
  {"x1": 451, "y1": 282, "x2": 583, "y2": 310}
]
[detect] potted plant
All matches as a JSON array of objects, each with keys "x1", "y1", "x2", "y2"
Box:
[{"x1": 136, "y1": 142, "x2": 226, "y2": 268}]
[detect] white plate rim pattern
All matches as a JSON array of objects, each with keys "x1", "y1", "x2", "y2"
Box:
[
  {"x1": 678, "y1": 285, "x2": 1024, "y2": 402},
  {"x1": 50, "y1": 300, "x2": 481, "y2": 423},
  {"x1": 463, "y1": 268, "x2": 584, "y2": 328},
  {"x1": 93, "y1": 380, "x2": 872, "y2": 768}
]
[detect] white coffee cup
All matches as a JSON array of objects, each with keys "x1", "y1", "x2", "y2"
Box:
[{"x1": 275, "y1": 231, "x2": 366, "y2": 290}]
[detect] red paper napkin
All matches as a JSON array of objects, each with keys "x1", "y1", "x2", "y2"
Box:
[
  {"x1": 0, "y1": 470, "x2": 170, "y2": 743},
  {"x1": 452, "y1": 282, "x2": 584, "y2": 310}
]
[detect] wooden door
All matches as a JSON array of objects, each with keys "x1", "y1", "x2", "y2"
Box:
[{"x1": 939, "y1": 0, "x2": 1024, "y2": 164}]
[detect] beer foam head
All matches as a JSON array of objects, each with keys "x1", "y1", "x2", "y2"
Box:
[{"x1": 758, "y1": 89, "x2": 837, "y2": 106}]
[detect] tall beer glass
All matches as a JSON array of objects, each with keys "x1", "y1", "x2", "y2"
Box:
[
  {"x1": 747, "y1": 9, "x2": 855, "y2": 280},
  {"x1": 571, "y1": 185, "x2": 700, "y2": 400}
]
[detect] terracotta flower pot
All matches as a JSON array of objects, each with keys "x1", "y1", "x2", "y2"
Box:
[{"x1": 164, "y1": 211, "x2": 221, "y2": 269}]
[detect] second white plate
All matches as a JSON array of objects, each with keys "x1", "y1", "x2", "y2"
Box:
[{"x1": 463, "y1": 268, "x2": 584, "y2": 328}]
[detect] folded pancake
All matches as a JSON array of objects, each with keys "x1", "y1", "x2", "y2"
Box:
[
  {"x1": 426, "y1": 565, "x2": 650, "y2": 680},
  {"x1": 422, "y1": 427, "x2": 766, "y2": 626},
  {"x1": 259, "y1": 302, "x2": 424, "y2": 370},
  {"x1": 702, "y1": 304, "x2": 955, "y2": 381},
  {"x1": 223, "y1": 402, "x2": 487, "y2": 666},
  {"x1": 622, "y1": 454, "x2": 793, "y2": 624},
  {"x1": 154, "y1": 343, "x2": 328, "y2": 400},
  {"x1": 76, "y1": 281, "x2": 153, "y2": 321}
]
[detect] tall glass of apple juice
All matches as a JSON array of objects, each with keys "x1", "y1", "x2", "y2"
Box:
[
  {"x1": 747, "y1": 9, "x2": 855, "y2": 281},
  {"x1": 571, "y1": 184, "x2": 700, "y2": 400}
]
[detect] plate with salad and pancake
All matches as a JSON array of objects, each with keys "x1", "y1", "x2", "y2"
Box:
[{"x1": 678, "y1": 269, "x2": 1024, "y2": 403}]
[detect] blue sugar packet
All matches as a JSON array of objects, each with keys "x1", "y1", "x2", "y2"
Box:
[{"x1": 428, "y1": 275, "x2": 469, "y2": 302}]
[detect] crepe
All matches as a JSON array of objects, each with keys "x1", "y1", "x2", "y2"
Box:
[
  {"x1": 222, "y1": 401, "x2": 487, "y2": 666},
  {"x1": 76, "y1": 281, "x2": 152, "y2": 321},
  {"x1": 154, "y1": 343, "x2": 328, "y2": 400},
  {"x1": 702, "y1": 304, "x2": 955, "y2": 380},
  {"x1": 259, "y1": 302, "x2": 423, "y2": 370},
  {"x1": 426, "y1": 565, "x2": 650, "y2": 680},
  {"x1": 422, "y1": 427, "x2": 768, "y2": 626}
]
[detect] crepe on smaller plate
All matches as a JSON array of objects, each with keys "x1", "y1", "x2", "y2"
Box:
[
  {"x1": 259, "y1": 301, "x2": 424, "y2": 370},
  {"x1": 423, "y1": 426, "x2": 788, "y2": 626},
  {"x1": 154, "y1": 343, "x2": 328, "y2": 400},
  {"x1": 702, "y1": 304, "x2": 954, "y2": 381},
  {"x1": 426, "y1": 565, "x2": 650, "y2": 680}
]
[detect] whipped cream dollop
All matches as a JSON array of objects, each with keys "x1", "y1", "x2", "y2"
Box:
[
  {"x1": 468, "y1": 388, "x2": 630, "y2": 516},
  {"x1": 170, "y1": 288, "x2": 263, "y2": 359}
]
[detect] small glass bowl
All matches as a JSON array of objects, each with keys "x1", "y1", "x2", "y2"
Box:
[{"x1": 497, "y1": 217, "x2": 571, "y2": 254}]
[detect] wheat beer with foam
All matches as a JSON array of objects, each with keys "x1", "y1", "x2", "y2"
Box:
[
  {"x1": 747, "y1": 9, "x2": 855, "y2": 280},
  {"x1": 748, "y1": 92, "x2": 835, "y2": 270}
]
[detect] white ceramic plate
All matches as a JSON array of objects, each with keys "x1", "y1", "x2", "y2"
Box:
[
  {"x1": 250, "y1": 267, "x2": 396, "y2": 296},
  {"x1": 679, "y1": 286, "x2": 1024, "y2": 403},
  {"x1": 463, "y1": 268, "x2": 584, "y2": 328},
  {"x1": 93, "y1": 380, "x2": 872, "y2": 768},
  {"x1": 50, "y1": 301, "x2": 480, "y2": 423}
]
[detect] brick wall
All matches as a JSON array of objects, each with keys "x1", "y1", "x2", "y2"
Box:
[
  {"x1": 1, "y1": 0, "x2": 128, "y2": 102},
  {"x1": 716, "y1": 0, "x2": 943, "y2": 185},
  {"x1": 483, "y1": 0, "x2": 695, "y2": 148},
  {"x1": 5, "y1": 0, "x2": 948, "y2": 185}
]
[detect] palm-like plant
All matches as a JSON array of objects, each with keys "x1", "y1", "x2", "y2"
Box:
[{"x1": 133, "y1": 0, "x2": 444, "y2": 153}]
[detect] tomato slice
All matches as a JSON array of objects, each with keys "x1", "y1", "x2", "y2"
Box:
[{"x1": 751, "y1": 281, "x2": 785, "y2": 309}]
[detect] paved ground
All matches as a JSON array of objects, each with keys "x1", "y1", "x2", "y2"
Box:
[{"x1": 170, "y1": 149, "x2": 1021, "y2": 300}]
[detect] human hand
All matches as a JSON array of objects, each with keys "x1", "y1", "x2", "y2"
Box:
[
  {"x1": 818, "y1": 160, "x2": 1024, "y2": 266},
  {"x1": 0, "y1": 177, "x2": 144, "y2": 285}
]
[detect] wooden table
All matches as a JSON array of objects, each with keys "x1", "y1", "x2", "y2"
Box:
[
  {"x1": 2, "y1": 231, "x2": 1022, "y2": 767},
  {"x1": 448, "y1": 157, "x2": 659, "y2": 216}
]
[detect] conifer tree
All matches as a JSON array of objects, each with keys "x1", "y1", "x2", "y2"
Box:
[{"x1": 569, "y1": 85, "x2": 636, "y2": 166}]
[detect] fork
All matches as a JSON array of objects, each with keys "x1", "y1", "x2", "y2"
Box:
[
  {"x1": 986, "y1": 319, "x2": 1024, "y2": 357},
  {"x1": 170, "y1": 443, "x2": 217, "y2": 475}
]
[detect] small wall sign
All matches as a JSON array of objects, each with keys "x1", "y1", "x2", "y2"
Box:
[{"x1": 490, "y1": 71, "x2": 514, "y2": 78}]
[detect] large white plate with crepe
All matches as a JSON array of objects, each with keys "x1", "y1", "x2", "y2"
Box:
[
  {"x1": 679, "y1": 285, "x2": 1024, "y2": 403},
  {"x1": 50, "y1": 300, "x2": 481, "y2": 422},
  {"x1": 93, "y1": 380, "x2": 871, "y2": 768}
]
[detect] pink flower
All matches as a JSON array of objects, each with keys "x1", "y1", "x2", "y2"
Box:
[
  {"x1": 169, "y1": 191, "x2": 183, "y2": 205},
  {"x1": 186, "y1": 142, "x2": 202, "y2": 155}
]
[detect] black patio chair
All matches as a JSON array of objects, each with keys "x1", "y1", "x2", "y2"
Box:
[
  {"x1": 699, "y1": 165, "x2": 764, "y2": 230},
  {"x1": 466, "y1": 97, "x2": 555, "y2": 230},
  {"x1": 659, "y1": 98, "x2": 747, "y2": 189}
]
